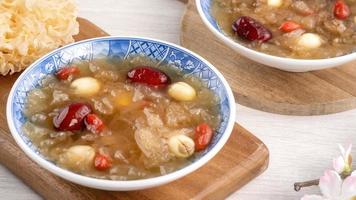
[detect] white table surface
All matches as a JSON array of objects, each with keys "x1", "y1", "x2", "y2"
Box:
[{"x1": 1, "y1": 0, "x2": 356, "y2": 199}]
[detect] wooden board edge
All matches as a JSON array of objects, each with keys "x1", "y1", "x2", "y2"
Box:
[
  {"x1": 177, "y1": 0, "x2": 189, "y2": 3},
  {"x1": 235, "y1": 93, "x2": 356, "y2": 116},
  {"x1": 198, "y1": 149, "x2": 269, "y2": 200}
]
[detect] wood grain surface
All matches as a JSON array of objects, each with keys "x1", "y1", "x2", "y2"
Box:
[
  {"x1": 181, "y1": 0, "x2": 356, "y2": 116},
  {"x1": 0, "y1": 18, "x2": 269, "y2": 200}
]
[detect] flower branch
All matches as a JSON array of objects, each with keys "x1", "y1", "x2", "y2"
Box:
[
  {"x1": 294, "y1": 179, "x2": 319, "y2": 191},
  {"x1": 295, "y1": 144, "x2": 356, "y2": 200}
]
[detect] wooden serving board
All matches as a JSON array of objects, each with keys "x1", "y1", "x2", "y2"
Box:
[
  {"x1": 181, "y1": 0, "x2": 356, "y2": 116},
  {"x1": 0, "y1": 18, "x2": 269, "y2": 200}
]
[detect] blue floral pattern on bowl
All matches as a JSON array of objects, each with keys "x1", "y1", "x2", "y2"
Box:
[{"x1": 9, "y1": 37, "x2": 232, "y2": 165}]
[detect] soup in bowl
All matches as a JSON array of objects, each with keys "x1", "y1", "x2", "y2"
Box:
[
  {"x1": 196, "y1": 0, "x2": 356, "y2": 72},
  {"x1": 7, "y1": 37, "x2": 236, "y2": 191}
]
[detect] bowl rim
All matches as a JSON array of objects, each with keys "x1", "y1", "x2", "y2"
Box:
[
  {"x1": 195, "y1": 0, "x2": 356, "y2": 64},
  {"x1": 6, "y1": 36, "x2": 236, "y2": 190}
]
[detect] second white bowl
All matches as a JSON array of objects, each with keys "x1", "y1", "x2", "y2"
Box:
[{"x1": 196, "y1": 0, "x2": 356, "y2": 72}]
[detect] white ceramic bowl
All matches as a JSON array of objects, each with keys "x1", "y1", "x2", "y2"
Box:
[
  {"x1": 196, "y1": 0, "x2": 356, "y2": 72},
  {"x1": 6, "y1": 36, "x2": 236, "y2": 191}
]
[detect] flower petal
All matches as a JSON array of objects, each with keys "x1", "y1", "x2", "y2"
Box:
[
  {"x1": 341, "y1": 172, "x2": 356, "y2": 199},
  {"x1": 345, "y1": 144, "x2": 353, "y2": 166},
  {"x1": 339, "y1": 144, "x2": 346, "y2": 157},
  {"x1": 301, "y1": 195, "x2": 325, "y2": 200},
  {"x1": 319, "y1": 170, "x2": 342, "y2": 198},
  {"x1": 345, "y1": 144, "x2": 352, "y2": 158},
  {"x1": 333, "y1": 156, "x2": 346, "y2": 173}
]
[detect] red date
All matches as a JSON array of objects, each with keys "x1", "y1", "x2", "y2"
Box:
[
  {"x1": 194, "y1": 123, "x2": 213, "y2": 152},
  {"x1": 232, "y1": 16, "x2": 272, "y2": 42},
  {"x1": 127, "y1": 66, "x2": 170, "y2": 88},
  {"x1": 53, "y1": 103, "x2": 92, "y2": 131},
  {"x1": 56, "y1": 66, "x2": 79, "y2": 80},
  {"x1": 94, "y1": 154, "x2": 112, "y2": 170},
  {"x1": 334, "y1": 0, "x2": 350, "y2": 20},
  {"x1": 279, "y1": 21, "x2": 302, "y2": 32},
  {"x1": 85, "y1": 114, "x2": 105, "y2": 134}
]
